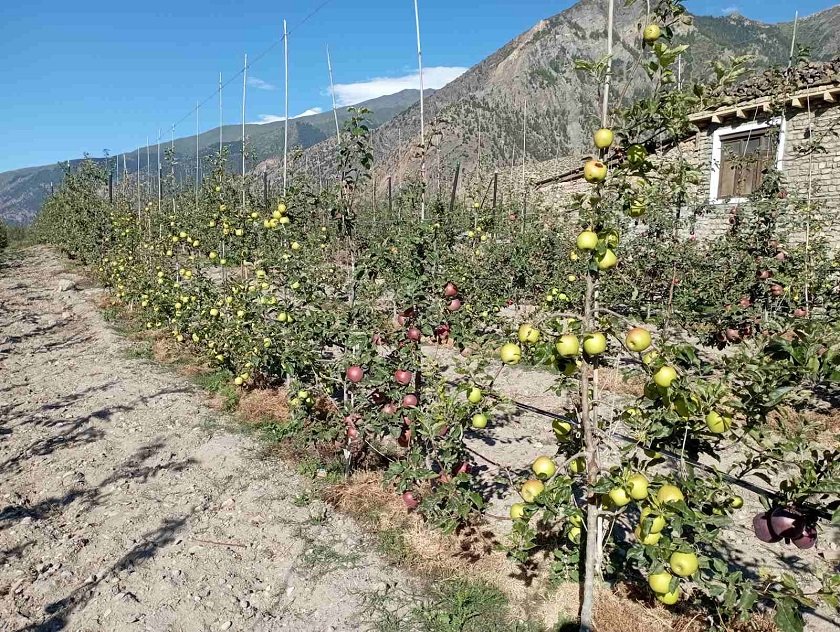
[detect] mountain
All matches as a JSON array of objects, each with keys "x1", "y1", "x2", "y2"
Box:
[
  {"x1": 299, "y1": 1, "x2": 840, "y2": 188},
  {"x1": 0, "y1": 89, "x2": 425, "y2": 225}
]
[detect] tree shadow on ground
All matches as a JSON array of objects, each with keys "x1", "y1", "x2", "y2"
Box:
[
  {"x1": 1, "y1": 436, "x2": 197, "y2": 532},
  {"x1": 0, "y1": 385, "x2": 193, "y2": 477},
  {"x1": 15, "y1": 515, "x2": 189, "y2": 632}
]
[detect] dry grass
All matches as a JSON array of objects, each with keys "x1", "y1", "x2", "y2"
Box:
[
  {"x1": 151, "y1": 336, "x2": 189, "y2": 364},
  {"x1": 237, "y1": 387, "x2": 290, "y2": 425},
  {"x1": 598, "y1": 366, "x2": 646, "y2": 397}
]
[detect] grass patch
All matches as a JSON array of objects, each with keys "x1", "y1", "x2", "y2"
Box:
[
  {"x1": 299, "y1": 541, "x2": 361, "y2": 576},
  {"x1": 364, "y1": 579, "x2": 548, "y2": 632},
  {"x1": 377, "y1": 527, "x2": 411, "y2": 564},
  {"x1": 123, "y1": 341, "x2": 153, "y2": 360},
  {"x1": 190, "y1": 368, "x2": 239, "y2": 410}
]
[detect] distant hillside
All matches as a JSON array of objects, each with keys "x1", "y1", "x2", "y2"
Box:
[
  {"x1": 297, "y1": 1, "x2": 840, "y2": 188},
  {"x1": 0, "y1": 89, "x2": 425, "y2": 225}
]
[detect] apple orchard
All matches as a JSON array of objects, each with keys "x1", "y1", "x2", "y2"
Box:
[{"x1": 34, "y1": 0, "x2": 839, "y2": 630}]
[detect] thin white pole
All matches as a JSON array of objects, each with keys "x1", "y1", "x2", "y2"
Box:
[
  {"x1": 195, "y1": 101, "x2": 200, "y2": 207},
  {"x1": 157, "y1": 129, "x2": 161, "y2": 214},
  {"x1": 600, "y1": 0, "x2": 614, "y2": 128},
  {"x1": 326, "y1": 44, "x2": 340, "y2": 145},
  {"x1": 414, "y1": 0, "x2": 425, "y2": 220},
  {"x1": 283, "y1": 19, "x2": 289, "y2": 196},
  {"x1": 171, "y1": 126, "x2": 176, "y2": 216},
  {"x1": 242, "y1": 53, "x2": 248, "y2": 211},
  {"x1": 788, "y1": 11, "x2": 799, "y2": 69},
  {"x1": 522, "y1": 97, "x2": 526, "y2": 206},
  {"x1": 219, "y1": 72, "x2": 224, "y2": 157},
  {"x1": 136, "y1": 146, "x2": 141, "y2": 218},
  {"x1": 146, "y1": 137, "x2": 151, "y2": 197}
]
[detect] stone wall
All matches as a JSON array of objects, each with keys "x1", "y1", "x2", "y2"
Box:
[{"x1": 520, "y1": 101, "x2": 840, "y2": 248}]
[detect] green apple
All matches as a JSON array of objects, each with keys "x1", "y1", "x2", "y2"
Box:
[
  {"x1": 518, "y1": 323, "x2": 540, "y2": 344},
  {"x1": 568, "y1": 526, "x2": 582, "y2": 544},
  {"x1": 552, "y1": 418, "x2": 573, "y2": 437},
  {"x1": 568, "y1": 456, "x2": 587, "y2": 475},
  {"x1": 467, "y1": 387, "x2": 483, "y2": 404},
  {"x1": 625, "y1": 327, "x2": 652, "y2": 352},
  {"x1": 705, "y1": 411, "x2": 732, "y2": 434},
  {"x1": 608, "y1": 487, "x2": 631, "y2": 508},
  {"x1": 596, "y1": 248, "x2": 617, "y2": 270},
  {"x1": 656, "y1": 484, "x2": 684, "y2": 505},
  {"x1": 653, "y1": 365, "x2": 678, "y2": 388},
  {"x1": 627, "y1": 473, "x2": 649, "y2": 500},
  {"x1": 643, "y1": 24, "x2": 661, "y2": 43},
  {"x1": 520, "y1": 479, "x2": 545, "y2": 503},
  {"x1": 583, "y1": 160, "x2": 608, "y2": 184},
  {"x1": 669, "y1": 551, "x2": 699, "y2": 577},
  {"x1": 576, "y1": 230, "x2": 599, "y2": 250},
  {"x1": 582, "y1": 332, "x2": 607, "y2": 356},
  {"x1": 634, "y1": 526, "x2": 661, "y2": 545},
  {"x1": 731, "y1": 495, "x2": 744, "y2": 509},
  {"x1": 531, "y1": 456, "x2": 557, "y2": 480},
  {"x1": 471, "y1": 413, "x2": 488, "y2": 429},
  {"x1": 648, "y1": 570, "x2": 673, "y2": 594},
  {"x1": 555, "y1": 334, "x2": 580, "y2": 358},
  {"x1": 656, "y1": 588, "x2": 680, "y2": 605},
  {"x1": 640, "y1": 507, "x2": 666, "y2": 533},
  {"x1": 500, "y1": 343, "x2": 522, "y2": 364},
  {"x1": 510, "y1": 503, "x2": 526, "y2": 520},
  {"x1": 593, "y1": 127, "x2": 614, "y2": 149}
]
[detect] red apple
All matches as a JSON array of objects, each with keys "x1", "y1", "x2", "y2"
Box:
[
  {"x1": 402, "y1": 394, "x2": 418, "y2": 408},
  {"x1": 738, "y1": 296, "x2": 752, "y2": 308},
  {"x1": 398, "y1": 428, "x2": 412, "y2": 447},
  {"x1": 757, "y1": 269, "x2": 771, "y2": 280},
  {"x1": 725, "y1": 328, "x2": 741, "y2": 343},
  {"x1": 770, "y1": 284, "x2": 784, "y2": 297},
  {"x1": 775, "y1": 251, "x2": 787, "y2": 262},
  {"x1": 372, "y1": 333, "x2": 384, "y2": 346},
  {"x1": 753, "y1": 511, "x2": 781, "y2": 543},
  {"x1": 769, "y1": 507, "x2": 803, "y2": 540},
  {"x1": 792, "y1": 524, "x2": 817, "y2": 549},
  {"x1": 435, "y1": 324, "x2": 450, "y2": 340},
  {"x1": 793, "y1": 307, "x2": 808, "y2": 318},
  {"x1": 394, "y1": 369, "x2": 413, "y2": 385},
  {"x1": 346, "y1": 365, "x2": 364, "y2": 383},
  {"x1": 447, "y1": 299, "x2": 462, "y2": 312},
  {"x1": 444, "y1": 282, "x2": 458, "y2": 298},
  {"x1": 453, "y1": 461, "x2": 470, "y2": 475},
  {"x1": 402, "y1": 491, "x2": 419, "y2": 509},
  {"x1": 406, "y1": 327, "x2": 422, "y2": 342}
]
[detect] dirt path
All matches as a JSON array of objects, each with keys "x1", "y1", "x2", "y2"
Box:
[{"x1": 0, "y1": 247, "x2": 412, "y2": 632}]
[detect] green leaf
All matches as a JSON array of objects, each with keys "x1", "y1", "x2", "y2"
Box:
[{"x1": 774, "y1": 598, "x2": 804, "y2": 632}]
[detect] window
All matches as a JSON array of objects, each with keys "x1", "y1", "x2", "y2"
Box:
[{"x1": 709, "y1": 119, "x2": 785, "y2": 203}]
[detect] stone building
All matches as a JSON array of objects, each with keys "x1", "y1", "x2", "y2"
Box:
[{"x1": 527, "y1": 61, "x2": 840, "y2": 247}]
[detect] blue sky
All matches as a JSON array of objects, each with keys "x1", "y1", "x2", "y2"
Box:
[{"x1": 1, "y1": 0, "x2": 835, "y2": 173}]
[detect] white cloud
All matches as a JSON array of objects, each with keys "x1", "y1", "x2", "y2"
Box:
[
  {"x1": 248, "y1": 76, "x2": 276, "y2": 91},
  {"x1": 331, "y1": 66, "x2": 468, "y2": 107},
  {"x1": 295, "y1": 107, "x2": 324, "y2": 118},
  {"x1": 252, "y1": 107, "x2": 324, "y2": 124},
  {"x1": 721, "y1": 5, "x2": 740, "y2": 14}
]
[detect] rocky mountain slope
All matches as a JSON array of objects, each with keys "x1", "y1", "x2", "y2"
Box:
[{"x1": 300, "y1": 1, "x2": 840, "y2": 189}]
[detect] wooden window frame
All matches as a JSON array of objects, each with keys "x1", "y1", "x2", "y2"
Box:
[{"x1": 708, "y1": 117, "x2": 786, "y2": 204}]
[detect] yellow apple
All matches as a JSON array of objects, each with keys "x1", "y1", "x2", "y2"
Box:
[
  {"x1": 669, "y1": 551, "x2": 699, "y2": 577},
  {"x1": 532, "y1": 456, "x2": 557, "y2": 480},
  {"x1": 520, "y1": 479, "x2": 545, "y2": 503},
  {"x1": 593, "y1": 127, "x2": 614, "y2": 149}
]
